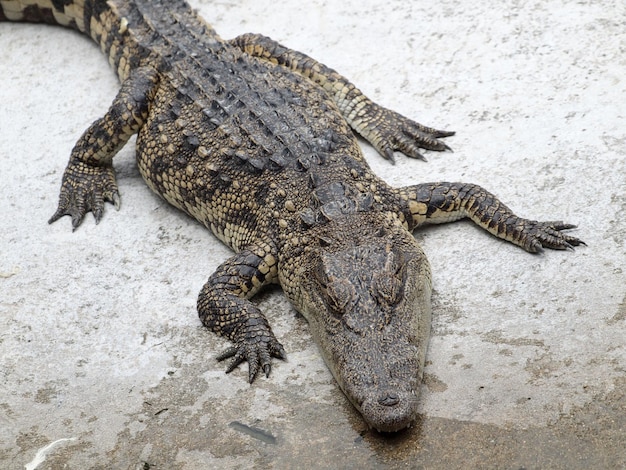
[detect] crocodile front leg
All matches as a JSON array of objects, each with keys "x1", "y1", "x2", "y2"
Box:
[
  {"x1": 399, "y1": 182, "x2": 585, "y2": 252},
  {"x1": 197, "y1": 243, "x2": 286, "y2": 383},
  {"x1": 229, "y1": 33, "x2": 453, "y2": 161},
  {"x1": 49, "y1": 66, "x2": 159, "y2": 229}
]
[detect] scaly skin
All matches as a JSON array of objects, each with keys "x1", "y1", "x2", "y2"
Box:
[{"x1": 1, "y1": 0, "x2": 583, "y2": 432}]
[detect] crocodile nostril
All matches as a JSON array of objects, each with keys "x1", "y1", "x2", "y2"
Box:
[{"x1": 378, "y1": 391, "x2": 400, "y2": 407}]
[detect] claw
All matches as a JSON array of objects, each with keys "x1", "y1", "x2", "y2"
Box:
[
  {"x1": 93, "y1": 206, "x2": 104, "y2": 224},
  {"x1": 524, "y1": 221, "x2": 584, "y2": 253},
  {"x1": 71, "y1": 214, "x2": 83, "y2": 232},
  {"x1": 247, "y1": 357, "x2": 259, "y2": 383},
  {"x1": 216, "y1": 346, "x2": 250, "y2": 377},
  {"x1": 220, "y1": 348, "x2": 248, "y2": 375},
  {"x1": 48, "y1": 161, "x2": 119, "y2": 230},
  {"x1": 528, "y1": 240, "x2": 544, "y2": 254},
  {"x1": 48, "y1": 209, "x2": 64, "y2": 225},
  {"x1": 433, "y1": 130, "x2": 456, "y2": 139},
  {"x1": 111, "y1": 191, "x2": 121, "y2": 210},
  {"x1": 226, "y1": 357, "x2": 245, "y2": 375},
  {"x1": 364, "y1": 105, "x2": 454, "y2": 161},
  {"x1": 274, "y1": 343, "x2": 287, "y2": 360},
  {"x1": 382, "y1": 147, "x2": 396, "y2": 163},
  {"x1": 553, "y1": 222, "x2": 576, "y2": 231},
  {"x1": 216, "y1": 346, "x2": 237, "y2": 362},
  {"x1": 216, "y1": 337, "x2": 286, "y2": 383}
]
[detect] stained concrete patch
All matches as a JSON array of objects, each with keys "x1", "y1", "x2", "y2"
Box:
[{"x1": 1, "y1": 0, "x2": 625, "y2": 468}]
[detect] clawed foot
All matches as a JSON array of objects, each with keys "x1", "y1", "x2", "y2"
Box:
[
  {"x1": 520, "y1": 221, "x2": 585, "y2": 253},
  {"x1": 217, "y1": 321, "x2": 287, "y2": 383},
  {"x1": 48, "y1": 160, "x2": 120, "y2": 230},
  {"x1": 363, "y1": 104, "x2": 454, "y2": 162}
]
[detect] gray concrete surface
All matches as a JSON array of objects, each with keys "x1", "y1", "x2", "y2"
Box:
[{"x1": 1, "y1": 0, "x2": 625, "y2": 468}]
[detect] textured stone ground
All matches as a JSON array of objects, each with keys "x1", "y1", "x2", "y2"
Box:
[{"x1": 1, "y1": 0, "x2": 625, "y2": 468}]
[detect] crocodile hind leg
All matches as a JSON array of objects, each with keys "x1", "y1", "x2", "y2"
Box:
[
  {"x1": 49, "y1": 66, "x2": 159, "y2": 230},
  {"x1": 197, "y1": 243, "x2": 286, "y2": 383},
  {"x1": 229, "y1": 33, "x2": 454, "y2": 162},
  {"x1": 398, "y1": 182, "x2": 584, "y2": 252}
]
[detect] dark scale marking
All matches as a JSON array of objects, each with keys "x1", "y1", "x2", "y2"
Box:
[
  {"x1": 170, "y1": 103, "x2": 183, "y2": 118},
  {"x1": 21, "y1": 5, "x2": 58, "y2": 25},
  {"x1": 184, "y1": 134, "x2": 200, "y2": 149},
  {"x1": 51, "y1": 0, "x2": 72, "y2": 10}
]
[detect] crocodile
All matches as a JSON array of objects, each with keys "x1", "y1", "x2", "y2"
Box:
[{"x1": 1, "y1": 0, "x2": 583, "y2": 432}]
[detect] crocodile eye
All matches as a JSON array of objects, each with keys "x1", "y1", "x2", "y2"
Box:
[
  {"x1": 371, "y1": 250, "x2": 405, "y2": 306},
  {"x1": 372, "y1": 272, "x2": 403, "y2": 306},
  {"x1": 324, "y1": 278, "x2": 356, "y2": 314}
]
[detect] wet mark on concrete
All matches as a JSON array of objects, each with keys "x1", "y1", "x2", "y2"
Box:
[
  {"x1": 362, "y1": 376, "x2": 626, "y2": 468},
  {"x1": 482, "y1": 330, "x2": 546, "y2": 348},
  {"x1": 423, "y1": 373, "x2": 448, "y2": 393},
  {"x1": 524, "y1": 352, "x2": 565, "y2": 383},
  {"x1": 229, "y1": 421, "x2": 277, "y2": 444},
  {"x1": 34, "y1": 379, "x2": 68, "y2": 404},
  {"x1": 606, "y1": 293, "x2": 626, "y2": 325}
]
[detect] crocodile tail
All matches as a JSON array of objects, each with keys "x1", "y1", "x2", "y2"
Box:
[
  {"x1": 0, "y1": 0, "x2": 93, "y2": 33},
  {"x1": 0, "y1": 1, "x2": 144, "y2": 81}
]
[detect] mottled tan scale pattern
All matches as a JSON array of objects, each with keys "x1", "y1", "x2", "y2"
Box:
[{"x1": 2, "y1": 0, "x2": 584, "y2": 432}]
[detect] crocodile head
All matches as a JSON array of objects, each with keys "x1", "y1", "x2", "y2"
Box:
[{"x1": 292, "y1": 225, "x2": 432, "y2": 432}]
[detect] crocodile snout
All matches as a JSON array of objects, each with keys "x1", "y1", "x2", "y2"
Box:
[{"x1": 360, "y1": 389, "x2": 417, "y2": 433}]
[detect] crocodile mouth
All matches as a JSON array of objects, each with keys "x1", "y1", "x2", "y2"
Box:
[
  {"x1": 358, "y1": 387, "x2": 419, "y2": 432},
  {"x1": 315, "y1": 318, "x2": 428, "y2": 433}
]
